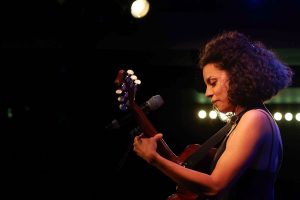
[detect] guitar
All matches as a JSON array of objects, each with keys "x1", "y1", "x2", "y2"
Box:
[{"x1": 114, "y1": 69, "x2": 216, "y2": 200}]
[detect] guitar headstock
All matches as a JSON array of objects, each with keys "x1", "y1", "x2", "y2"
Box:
[{"x1": 114, "y1": 69, "x2": 141, "y2": 111}]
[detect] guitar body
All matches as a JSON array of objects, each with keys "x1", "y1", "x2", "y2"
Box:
[{"x1": 166, "y1": 144, "x2": 217, "y2": 200}]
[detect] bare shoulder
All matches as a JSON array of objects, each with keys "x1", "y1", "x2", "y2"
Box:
[
  {"x1": 234, "y1": 109, "x2": 272, "y2": 139},
  {"x1": 239, "y1": 109, "x2": 270, "y2": 126}
]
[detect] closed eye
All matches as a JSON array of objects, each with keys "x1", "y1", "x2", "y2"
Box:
[{"x1": 207, "y1": 78, "x2": 217, "y2": 87}]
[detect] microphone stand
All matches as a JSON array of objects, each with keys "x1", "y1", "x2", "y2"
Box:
[{"x1": 116, "y1": 126, "x2": 141, "y2": 171}]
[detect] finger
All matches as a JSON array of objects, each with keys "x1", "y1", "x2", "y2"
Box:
[
  {"x1": 134, "y1": 136, "x2": 140, "y2": 144},
  {"x1": 154, "y1": 133, "x2": 163, "y2": 140},
  {"x1": 136, "y1": 135, "x2": 143, "y2": 143}
]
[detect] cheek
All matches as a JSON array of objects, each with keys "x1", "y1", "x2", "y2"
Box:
[
  {"x1": 215, "y1": 85, "x2": 226, "y2": 96},
  {"x1": 218, "y1": 87, "x2": 229, "y2": 102},
  {"x1": 221, "y1": 83, "x2": 229, "y2": 98}
]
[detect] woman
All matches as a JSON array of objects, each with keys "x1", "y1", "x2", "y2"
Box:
[{"x1": 133, "y1": 31, "x2": 293, "y2": 199}]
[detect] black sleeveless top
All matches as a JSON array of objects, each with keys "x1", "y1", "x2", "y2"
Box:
[{"x1": 209, "y1": 106, "x2": 282, "y2": 200}]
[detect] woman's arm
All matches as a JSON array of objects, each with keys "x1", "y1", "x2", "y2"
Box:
[{"x1": 133, "y1": 110, "x2": 270, "y2": 197}]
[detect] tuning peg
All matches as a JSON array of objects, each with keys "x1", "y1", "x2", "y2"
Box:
[
  {"x1": 119, "y1": 100, "x2": 131, "y2": 111},
  {"x1": 117, "y1": 92, "x2": 128, "y2": 102},
  {"x1": 119, "y1": 103, "x2": 127, "y2": 111},
  {"x1": 115, "y1": 89, "x2": 122, "y2": 95},
  {"x1": 127, "y1": 69, "x2": 134, "y2": 75},
  {"x1": 130, "y1": 75, "x2": 137, "y2": 81},
  {"x1": 134, "y1": 79, "x2": 141, "y2": 85},
  {"x1": 118, "y1": 96, "x2": 125, "y2": 102}
]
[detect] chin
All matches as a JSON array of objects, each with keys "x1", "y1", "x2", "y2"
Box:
[{"x1": 215, "y1": 105, "x2": 233, "y2": 113}]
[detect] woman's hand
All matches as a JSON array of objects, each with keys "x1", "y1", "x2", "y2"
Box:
[{"x1": 133, "y1": 133, "x2": 163, "y2": 164}]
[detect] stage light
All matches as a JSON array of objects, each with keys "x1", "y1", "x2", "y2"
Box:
[
  {"x1": 131, "y1": 0, "x2": 150, "y2": 18},
  {"x1": 196, "y1": 108, "x2": 300, "y2": 123},
  {"x1": 218, "y1": 112, "x2": 230, "y2": 122},
  {"x1": 296, "y1": 113, "x2": 300, "y2": 121},
  {"x1": 198, "y1": 110, "x2": 207, "y2": 119},
  {"x1": 209, "y1": 110, "x2": 218, "y2": 119},
  {"x1": 284, "y1": 112, "x2": 293, "y2": 121},
  {"x1": 274, "y1": 112, "x2": 282, "y2": 121}
]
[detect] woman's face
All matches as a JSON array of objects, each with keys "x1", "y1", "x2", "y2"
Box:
[{"x1": 203, "y1": 63, "x2": 234, "y2": 113}]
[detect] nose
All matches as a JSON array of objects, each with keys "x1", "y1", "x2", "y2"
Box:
[{"x1": 205, "y1": 87, "x2": 213, "y2": 98}]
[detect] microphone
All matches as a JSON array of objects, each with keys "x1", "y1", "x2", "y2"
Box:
[{"x1": 105, "y1": 95, "x2": 164, "y2": 130}]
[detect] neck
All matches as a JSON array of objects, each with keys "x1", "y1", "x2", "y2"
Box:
[
  {"x1": 233, "y1": 105, "x2": 247, "y2": 116},
  {"x1": 234, "y1": 102, "x2": 265, "y2": 116}
]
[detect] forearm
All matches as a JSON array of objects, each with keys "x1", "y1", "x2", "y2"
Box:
[{"x1": 151, "y1": 153, "x2": 221, "y2": 196}]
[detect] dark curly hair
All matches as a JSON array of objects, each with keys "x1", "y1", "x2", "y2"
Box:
[{"x1": 199, "y1": 31, "x2": 294, "y2": 107}]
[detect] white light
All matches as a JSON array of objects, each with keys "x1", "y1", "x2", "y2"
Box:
[
  {"x1": 273, "y1": 112, "x2": 282, "y2": 121},
  {"x1": 296, "y1": 113, "x2": 300, "y2": 121},
  {"x1": 198, "y1": 110, "x2": 207, "y2": 119},
  {"x1": 284, "y1": 112, "x2": 293, "y2": 121},
  {"x1": 131, "y1": 0, "x2": 150, "y2": 18},
  {"x1": 218, "y1": 112, "x2": 230, "y2": 122},
  {"x1": 209, "y1": 110, "x2": 218, "y2": 119}
]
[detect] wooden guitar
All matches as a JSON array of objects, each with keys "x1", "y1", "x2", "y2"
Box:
[{"x1": 114, "y1": 69, "x2": 216, "y2": 200}]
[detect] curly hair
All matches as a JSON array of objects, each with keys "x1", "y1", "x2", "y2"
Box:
[{"x1": 199, "y1": 31, "x2": 294, "y2": 107}]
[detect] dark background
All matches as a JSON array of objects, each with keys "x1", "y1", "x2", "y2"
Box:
[{"x1": 1, "y1": 0, "x2": 300, "y2": 199}]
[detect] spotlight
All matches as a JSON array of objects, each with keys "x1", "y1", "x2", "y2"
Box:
[
  {"x1": 131, "y1": 0, "x2": 150, "y2": 18},
  {"x1": 296, "y1": 113, "x2": 300, "y2": 121},
  {"x1": 274, "y1": 112, "x2": 282, "y2": 121},
  {"x1": 198, "y1": 110, "x2": 207, "y2": 119},
  {"x1": 284, "y1": 112, "x2": 293, "y2": 121},
  {"x1": 209, "y1": 110, "x2": 218, "y2": 119}
]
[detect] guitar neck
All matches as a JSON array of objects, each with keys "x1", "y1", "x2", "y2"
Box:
[{"x1": 131, "y1": 102, "x2": 178, "y2": 163}]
